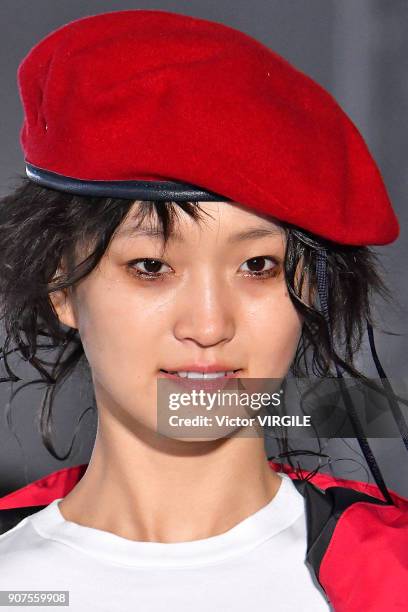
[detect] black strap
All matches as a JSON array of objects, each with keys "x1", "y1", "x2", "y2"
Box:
[
  {"x1": 315, "y1": 249, "x2": 394, "y2": 505},
  {"x1": 366, "y1": 320, "x2": 408, "y2": 452},
  {"x1": 25, "y1": 163, "x2": 231, "y2": 201}
]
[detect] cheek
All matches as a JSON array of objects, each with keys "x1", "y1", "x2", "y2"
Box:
[
  {"x1": 243, "y1": 286, "x2": 303, "y2": 376},
  {"x1": 73, "y1": 275, "x2": 168, "y2": 386}
]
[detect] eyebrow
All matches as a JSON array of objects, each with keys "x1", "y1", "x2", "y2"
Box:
[
  {"x1": 116, "y1": 224, "x2": 283, "y2": 243},
  {"x1": 226, "y1": 226, "x2": 283, "y2": 243}
]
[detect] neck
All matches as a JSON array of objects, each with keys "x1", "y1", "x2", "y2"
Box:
[{"x1": 58, "y1": 404, "x2": 282, "y2": 543}]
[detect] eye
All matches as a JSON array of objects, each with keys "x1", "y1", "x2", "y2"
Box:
[
  {"x1": 127, "y1": 258, "x2": 172, "y2": 280},
  {"x1": 239, "y1": 256, "x2": 280, "y2": 279},
  {"x1": 127, "y1": 256, "x2": 281, "y2": 282}
]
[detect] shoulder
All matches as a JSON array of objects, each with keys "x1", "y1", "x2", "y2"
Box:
[
  {"x1": 271, "y1": 462, "x2": 408, "y2": 612},
  {"x1": 0, "y1": 510, "x2": 44, "y2": 574},
  {"x1": 319, "y1": 485, "x2": 408, "y2": 609},
  {"x1": 0, "y1": 464, "x2": 87, "y2": 536},
  {"x1": 0, "y1": 504, "x2": 76, "y2": 591}
]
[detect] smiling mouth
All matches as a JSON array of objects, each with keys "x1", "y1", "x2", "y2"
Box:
[{"x1": 159, "y1": 369, "x2": 241, "y2": 379}]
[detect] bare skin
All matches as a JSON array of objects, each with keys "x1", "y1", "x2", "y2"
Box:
[{"x1": 51, "y1": 200, "x2": 305, "y2": 543}]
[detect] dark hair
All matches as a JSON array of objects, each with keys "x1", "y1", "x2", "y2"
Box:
[{"x1": 0, "y1": 177, "x2": 399, "y2": 479}]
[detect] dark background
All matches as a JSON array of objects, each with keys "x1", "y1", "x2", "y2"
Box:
[{"x1": 1, "y1": 0, "x2": 408, "y2": 496}]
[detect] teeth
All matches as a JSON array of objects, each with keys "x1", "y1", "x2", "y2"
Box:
[{"x1": 168, "y1": 371, "x2": 235, "y2": 379}]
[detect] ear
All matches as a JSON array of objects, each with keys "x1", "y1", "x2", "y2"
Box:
[
  {"x1": 294, "y1": 257, "x2": 313, "y2": 307},
  {"x1": 49, "y1": 287, "x2": 78, "y2": 329},
  {"x1": 49, "y1": 268, "x2": 78, "y2": 329}
]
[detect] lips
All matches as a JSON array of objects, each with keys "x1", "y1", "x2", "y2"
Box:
[
  {"x1": 158, "y1": 369, "x2": 242, "y2": 392},
  {"x1": 160, "y1": 369, "x2": 240, "y2": 378}
]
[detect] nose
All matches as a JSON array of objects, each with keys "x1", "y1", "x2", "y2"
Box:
[{"x1": 173, "y1": 272, "x2": 236, "y2": 348}]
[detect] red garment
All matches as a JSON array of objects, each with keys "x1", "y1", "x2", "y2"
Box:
[{"x1": 1, "y1": 460, "x2": 407, "y2": 611}]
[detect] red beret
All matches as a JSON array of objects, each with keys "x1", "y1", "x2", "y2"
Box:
[{"x1": 17, "y1": 9, "x2": 399, "y2": 246}]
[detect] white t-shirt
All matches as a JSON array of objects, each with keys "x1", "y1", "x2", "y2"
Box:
[{"x1": 0, "y1": 473, "x2": 331, "y2": 611}]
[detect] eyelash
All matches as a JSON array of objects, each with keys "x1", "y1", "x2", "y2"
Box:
[{"x1": 127, "y1": 256, "x2": 281, "y2": 282}]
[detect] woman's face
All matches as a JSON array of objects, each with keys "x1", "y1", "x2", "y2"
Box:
[{"x1": 54, "y1": 200, "x2": 305, "y2": 435}]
